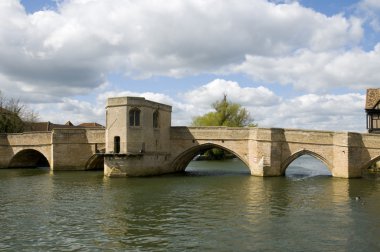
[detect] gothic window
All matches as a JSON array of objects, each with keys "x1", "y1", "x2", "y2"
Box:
[
  {"x1": 129, "y1": 108, "x2": 141, "y2": 127},
  {"x1": 153, "y1": 110, "x2": 159, "y2": 128}
]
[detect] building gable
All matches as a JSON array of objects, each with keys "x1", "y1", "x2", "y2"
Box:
[{"x1": 366, "y1": 89, "x2": 380, "y2": 110}]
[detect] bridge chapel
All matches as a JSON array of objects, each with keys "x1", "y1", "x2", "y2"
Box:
[
  {"x1": 366, "y1": 88, "x2": 380, "y2": 133},
  {"x1": 104, "y1": 97, "x2": 172, "y2": 176}
]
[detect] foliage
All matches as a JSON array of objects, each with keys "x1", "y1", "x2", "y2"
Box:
[
  {"x1": 191, "y1": 95, "x2": 257, "y2": 160},
  {"x1": 191, "y1": 94, "x2": 257, "y2": 127},
  {"x1": 0, "y1": 91, "x2": 39, "y2": 133}
]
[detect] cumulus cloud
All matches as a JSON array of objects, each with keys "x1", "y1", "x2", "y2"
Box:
[
  {"x1": 359, "y1": 0, "x2": 380, "y2": 31},
  {"x1": 40, "y1": 79, "x2": 366, "y2": 132},
  {"x1": 180, "y1": 80, "x2": 365, "y2": 131},
  {"x1": 234, "y1": 44, "x2": 380, "y2": 91},
  {"x1": 256, "y1": 93, "x2": 365, "y2": 131},
  {"x1": 0, "y1": 1, "x2": 373, "y2": 132},
  {"x1": 0, "y1": 0, "x2": 368, "y2": 101},
  {"x1": 181, "y1": 79, "x2": 280, "y2": 109}
]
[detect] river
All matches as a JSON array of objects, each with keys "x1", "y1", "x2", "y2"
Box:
[{"x1": 1, "y1": 156, "x2": 380, "y2": 251}]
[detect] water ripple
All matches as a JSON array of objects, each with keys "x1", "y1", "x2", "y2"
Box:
[{"x1": 1, "y1": 159, "x2": 380, "y2": 251}]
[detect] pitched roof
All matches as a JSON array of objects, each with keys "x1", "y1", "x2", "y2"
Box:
[
  {"x1": 23, "y1": 121, "x2": 104, "y2": 132},
  {"x1": 78, "y1": 122, "x2": 104, "y2": 128},
  {"x1": 24, "y1": 122, "x2": 79, "y2": 132},
  {"x1": 366, "y1": 89, "x2": 380, "y2": 110},
  {"x1": 24, "y1": 122, "x2": 50, "y2": 132}
]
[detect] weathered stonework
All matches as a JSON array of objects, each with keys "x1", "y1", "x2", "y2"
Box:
[
  {"x1": 104, "y1": 97, "x2": 173, "y2": 177},
  {"x1": 0, "y1": 128, "x2": 105, "y2": 171},
  {"x1": 102, "y1": 97, "x2": 380, "y2": 178}
]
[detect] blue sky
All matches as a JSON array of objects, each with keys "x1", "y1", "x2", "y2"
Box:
[{"x1": 2, "y1": 0, "x2": 380, "y2": 131}]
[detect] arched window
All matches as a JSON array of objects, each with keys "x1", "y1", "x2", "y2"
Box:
[
  {"x1": 153, "y1": 110, "x2": 159, "y2": 128},
  {"x1": 129, "y1": 108, "x2": 141, "y2": 126}
]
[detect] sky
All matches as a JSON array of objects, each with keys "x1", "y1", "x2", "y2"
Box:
[{"x1": 1, "y1": 0, "x2": 380, "y2": 132}]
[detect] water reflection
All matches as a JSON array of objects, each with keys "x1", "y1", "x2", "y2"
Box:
[{"x1": 1, "y1": 158, "x2": 380, "y2": 251}]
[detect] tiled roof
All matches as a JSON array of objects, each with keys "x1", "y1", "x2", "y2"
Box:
[
  {"x1": 78, "y1": 122, "x2": 104, "y2": 128},
  {"x1": 23, "y1": 121, "x2": 104, "y2": 132},
  {"x1": 24, "y1": 122, "x2": 78, "y2": 132},
  {"x1": 24, "y1": 122, "x2": 50, "y2": 131},
  {"x1": 366, "y1": 89, "x2": 380, "y2": 110}
]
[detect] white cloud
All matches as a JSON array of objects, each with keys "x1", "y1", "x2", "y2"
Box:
[
  {"x1": 358, "y1": 0, "x2": 380, "y2": 32},
  {"x1": 180, "y1": 80, "x2": 366, "y2": 131},
  {"x1": 181, "y1": 79, "x2": 280, "y2": 110},
  {"x1": 234, "y1": 44, "x2": 380, "y2": 91},
  {"x1": 29, "y1": 78, "x2": 366, "y2": 132},
  {"x1": 256, "y1": 93, "x2": 365, "y2": 131},
  {"x1": 0, "y1": 0, "x2": 368, "y2": 101},
  {"x1": 0, "y1": 0, "x2": 372, "y2": 132}
]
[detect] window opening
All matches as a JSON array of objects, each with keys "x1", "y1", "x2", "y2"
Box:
[
  {"x1": 153, "y1": 110, "x2": 159, "y2": 128},
  {"x1": 129, "y1": 108, "x2": 141, "y2": 126},
  {"x1": 114, "y1": 136, "x2": 120, "y2": 153}
]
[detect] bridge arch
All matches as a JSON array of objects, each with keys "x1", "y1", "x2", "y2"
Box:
[
  {"x1": 85, "y1": 154, "x2": 104, "y2": 170},
  {"x1": 170, "y1": 143, "x2": 249, "y2": 172},
  {"x1": 360, "y1": 155, "x2": 380, "y2": 172},
  {"x1": 280, "y1": 149, "x2": 332, "y2": 175},
  {"x1": 8, "y1": 149, "x2": 50, "y2": 168}
]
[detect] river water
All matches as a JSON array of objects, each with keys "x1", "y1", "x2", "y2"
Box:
[{"x1": 1, "y1": 156, "x2": 380, "y2": 251}]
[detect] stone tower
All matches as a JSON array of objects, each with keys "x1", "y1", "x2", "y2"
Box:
[{"x1": 104, "y1": 97, "x2": 172, "y2": 176}]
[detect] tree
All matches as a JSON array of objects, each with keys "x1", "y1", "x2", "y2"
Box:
[
  {"x1": 191, "y1": 95, "x2": 257, "y2": 159},
  {"x1": 0, "y1": 91, "x2": 39, "y2": 133},
  {"x1": 191, "y1": 94, "x2": 257, "y2": 127}
]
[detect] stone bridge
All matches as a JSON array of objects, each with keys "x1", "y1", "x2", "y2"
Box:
[
  {"x1": 168, "y1": 127, "x2": 380, "y2": 178},
  {"x1": 2, "y1": 125, "x2": 380, "y2": 178},
  {"x1": 0, "y1": 128, "x2": 105, "y2": 171}
]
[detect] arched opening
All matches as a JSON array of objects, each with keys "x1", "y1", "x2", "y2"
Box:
[
  {"x1": 8, "y1": 149, "x2": 50, "y2": 169},
  {"x1": 282, "y1": 151, "x2": 331, "y2": 178},
  {"x1": 171, "y1": 143, "x2": 250, "y2": 176},
  {"x1": 85, "y1": 154, "x2": 104, "y2": 171},
  {"x1": 361, "y1": 156, "x2": 380, "y2": 178}
]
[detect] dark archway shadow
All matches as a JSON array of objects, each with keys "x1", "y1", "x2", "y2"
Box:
[
  {"x1": 171, "y1": 143, "x2": 250, "y2": 176},
  {"x1": 85, "y1": 154, "x2": 104, "y2": 171},
  {"x1": 284, "y1": 154, "x2": 332, "y2": 179},
  {"x1": 361, "y1": 155, "x2": 380, "y2": 180},
  {"x1": 8, "y1": 149, "x2": 50, "y2": 169}
]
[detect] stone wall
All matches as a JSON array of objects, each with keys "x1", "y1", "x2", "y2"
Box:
[{"x1": 51, "y1": 128, "x2": 105, "y2": 170}]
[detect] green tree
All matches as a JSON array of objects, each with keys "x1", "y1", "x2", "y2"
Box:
[
  {"x1": 191, "y1": 95, "x2": 257, "y2": 159},
  {"x1": 191, "y1": 94, "x2": 257, "y2": 127},
  {"x1": 0, "y1": 91, "x2": 39, "y2": 133}
]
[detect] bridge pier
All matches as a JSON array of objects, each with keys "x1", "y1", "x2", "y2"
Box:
[
  {"x1": 248, "y1": 128, "x2": 285, "y2": 177},
  {"x1": 332, "y1": 132, "x2": 369, "y2": 178}
]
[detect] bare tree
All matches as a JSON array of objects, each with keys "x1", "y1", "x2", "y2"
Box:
[{"x1": 0, "y1": 91, "x2": 39, "y2": 133}]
